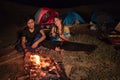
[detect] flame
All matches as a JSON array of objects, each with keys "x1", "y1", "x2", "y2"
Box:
[
  {"x1": 25, "y1": 53, "x2": 62, "y2": 80},
  {"x1": 40, "y1": 57, "x2": 51, "y2": 68},
  {"x1": 30, "y1": 54, "x2": 40, "y2": 65}
]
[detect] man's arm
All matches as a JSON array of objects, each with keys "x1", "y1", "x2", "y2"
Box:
[
  {"x1": 37, "y1": 29, "x2": 46, "y2": 43},
  {"x1": 21, "y1": 36, "x2": 28, "y2": 52},
  {"x1": 31, "y1": 29, "x2": 46, "y2": 48}
]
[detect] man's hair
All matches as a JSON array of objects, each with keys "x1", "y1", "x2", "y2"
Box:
[{"x1": 24, "y1": 15, "x2": 35, "y2": 23}]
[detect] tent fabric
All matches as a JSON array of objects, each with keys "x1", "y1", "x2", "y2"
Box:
[
  {"x1": 63, "y1": 12, "x2": 85, "y2": 25},
  {"x1": 91, "y1": 11, "x2": 114, "y2": 24},
  {"x1": 90, "y1": 11, "x2": 115, "y2": 32},
  {"x1": 34, "y1": 7, "x2": 59, "y2": 25}
]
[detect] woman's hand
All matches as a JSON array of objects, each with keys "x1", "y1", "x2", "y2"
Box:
[
  {"x1": 59, "y1": 34, "x2": 69, "y2": 41},
  {"x1": 51, "y1": 33, "x2": 57, "y2": 37}
]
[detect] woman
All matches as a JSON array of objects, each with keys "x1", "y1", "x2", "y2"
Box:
[
  {"x1": 50, "y1": 16, "x2": 71, "y2": 41},
  {"x1": 48, "y1": 16, "x2": 71, "y2": 52},
  {"x1": 49, "y1": 16, "x2": 96, "y2": 54}
]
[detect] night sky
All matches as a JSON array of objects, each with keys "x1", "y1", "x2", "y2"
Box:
[{"x1": 4, "y1": 0, "x2": 120, "y2": 8}]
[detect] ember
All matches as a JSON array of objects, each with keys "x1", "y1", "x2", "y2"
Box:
[{"x1": 24, "y1": 50, "x2": 68, "y2": 80}]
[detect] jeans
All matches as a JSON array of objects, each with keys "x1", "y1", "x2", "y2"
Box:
[{"x1": 16, "y1": 34, "x2": 41, "y2": 52}]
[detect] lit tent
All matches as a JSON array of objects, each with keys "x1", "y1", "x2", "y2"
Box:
[
  {"x1": 63, "y1": 12, "x2": 85, "y2": 25},
  {"x1": 34, "y1": 7, "x2": 59, "y2": 25}
]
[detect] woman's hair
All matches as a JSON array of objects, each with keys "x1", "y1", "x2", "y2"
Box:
[
  {"x1": 24, "y1": 15, "x2": 35, "y2": 23},
  {"x1": 54, "y1": 14, "x2": 64, "y2": 20},
  {"x1": 54, "y1": 14, "x2": 65, "y2": 25}
]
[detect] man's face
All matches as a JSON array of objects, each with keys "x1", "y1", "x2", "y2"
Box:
[{"x1": 27, "y1": 19, "x2": 35, "y2": 29}]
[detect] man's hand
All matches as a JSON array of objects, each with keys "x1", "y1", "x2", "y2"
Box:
[
  {"x1": 24, "y1": 48, "x2": 28, "y2": 53},
  {"x1": 31, "y1": 41, "x2": 39, "y2": 49},
  {"x1": 25, "y1": 51, "x2": 31, "y2": 57}
]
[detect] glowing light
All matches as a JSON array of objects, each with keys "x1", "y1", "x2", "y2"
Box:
[{"x1": 30, "y1": 54, "x2": 40, "y2": 65}]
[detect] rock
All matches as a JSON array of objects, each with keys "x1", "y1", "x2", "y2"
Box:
[{"x1": 64, "y1": 64, "x2": 72, "y2": 77}]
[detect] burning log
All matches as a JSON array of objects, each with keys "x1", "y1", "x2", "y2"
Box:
[
  {"x1": 24, "y1": 50, "x2": 68, "y2": 80},
  {"x1": 16, "y1": 75, "x2": 29, "y2": 80}
]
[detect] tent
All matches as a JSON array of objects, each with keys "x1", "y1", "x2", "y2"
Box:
[
  {"x1": 90, "y1": 11, "x2": 115, "y2": 32},
  {"x1": 63, "y1": 12, "x2": 85, "y2": 25},
  {"x1": 34, "y1": 7, "x2": 59, "y2": 25}
]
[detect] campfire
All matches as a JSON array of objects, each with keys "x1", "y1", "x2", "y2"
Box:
[{"x1": 23, "y1": 50, "x2": 68, "y2": 80}]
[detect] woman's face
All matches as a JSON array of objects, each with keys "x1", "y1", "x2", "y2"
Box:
[
  {"x1": 27, "y1": 19, "x2": 35, "y2": 29},
  {"x1": 54, "y1": 17, "x2": 62, "y2": 27}
]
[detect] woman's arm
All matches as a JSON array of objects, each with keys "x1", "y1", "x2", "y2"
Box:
[
  {"x1": 58, "y1": 30, "x2": 69, "y2": 41},
  {"x1": 50, "y1": 27, "x2": 57, "y2": 37},
  {"x1": 59, "y1": 34, "x2": 69, "y2": 41}
]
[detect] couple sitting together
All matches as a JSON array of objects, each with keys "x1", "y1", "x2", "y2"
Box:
[{"x1": 16, "y1": 15, "x2": 71, "y2": 56}]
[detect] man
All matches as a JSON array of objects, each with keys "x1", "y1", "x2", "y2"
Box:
[{"x1": 16, "y1": 15, "x2": 46, "y2": 54}]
